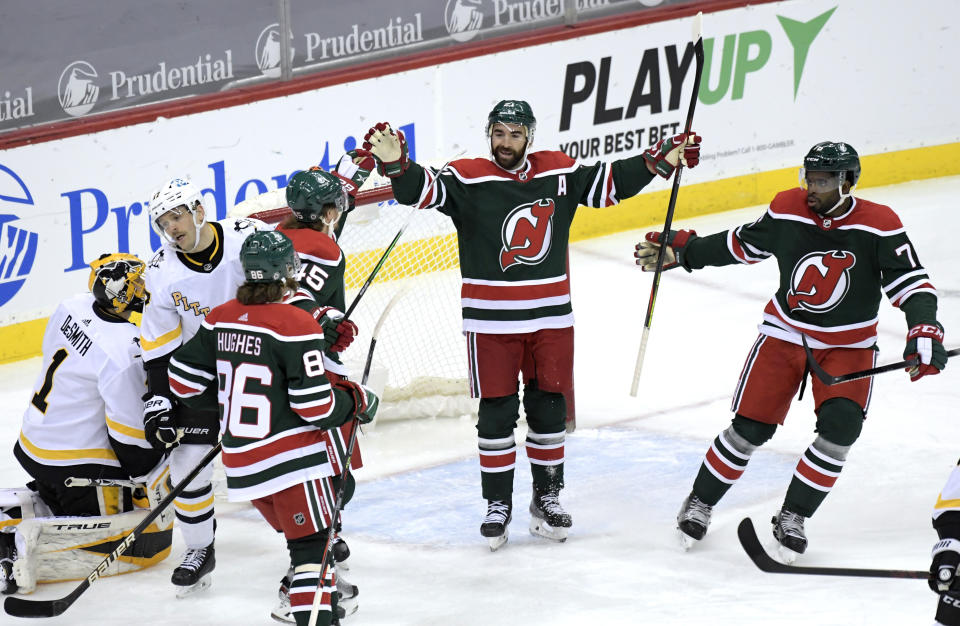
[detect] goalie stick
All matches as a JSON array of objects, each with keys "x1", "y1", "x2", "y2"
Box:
[
  {"x1": 307, "y1": 286, "x2": 410, "y2": 626},
  {"x1": 801, "y1": 334, "x2": 960, "y2": 385},
  {"x1": 4, "y1": 442, "x2": 223, "y2": 618},
  {"x1": 630, "y1": 11, "x2": 705, "y2": 397},
  {"x1": 737, "y1": 518, "x2": 926, "y2": 579}
]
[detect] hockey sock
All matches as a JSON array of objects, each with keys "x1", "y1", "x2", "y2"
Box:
[
  {"x1": 288, "y1": 533, "x2": 336, "y2": 626},
  {"x1": 478, "y1": 395, "x2": 520, "y2": 501},
  {"x1": 783, "y1": 399, "x2": 861, "y2": 517},
  {"x1": 692, "y1": 417, "x2": 775, "y2": 506},
  {"x1": 522, "y1": 383, "x2": 566, "y2": 493},
  {"x1": 174, "y1": 485, "x2": 215, "y2": 548}
]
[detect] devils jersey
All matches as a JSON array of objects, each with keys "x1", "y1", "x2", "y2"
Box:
[
  {"x1": 392, "y1": 151, "x2": 655, "y2": 334},
  {"x1": 140, "y1": 218, "x2": 265, "y2": 362},
  {"x1": 167, "y1": 297, "x2": 355, "y2": 501},
  {"x1": 682, "y1": 188, "x2": 937, "y2": 348},
  {"x1": 15, "y1": 294, "x2": 160, "y2": 482},
  {"x1": 277, "y1": 224, "x2": 348, "y2": 376}
]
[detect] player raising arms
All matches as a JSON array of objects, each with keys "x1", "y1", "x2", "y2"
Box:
[
  {"x1": 139, "y1": 177, "x2": 264, "y2": 595},
  {"x1": 363, "y1": 100, "x2": 701, "y2": 549},
  {"x1": 167, "y1": 230, "x2": 377, "y2": 626},
  {"x1": 635, "y1": 141, "x2": 946, "y2": 560},
  {"x1": 2, "y1": 254, "x2": 169, "y2": 595}
]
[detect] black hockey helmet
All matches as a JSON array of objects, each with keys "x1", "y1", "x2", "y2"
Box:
[
  {"x1": 88, "y1": 253, "x2": 148, "y2": 313},
  {"x1": 803, "y1": 141, "x2": 861, "y2": 186}
]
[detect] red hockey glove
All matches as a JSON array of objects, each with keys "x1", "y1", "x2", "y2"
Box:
[
  {"x1": 904, "y1": 322, "x2": 946, "y2": 381},
  {"x1": 334, "y1": 379, "x2": 379, "y2": 424},
  {"x1": 362, "y1": 122, "x2": 409, "y2": 178},
  {"x1": 643, "y1": 132, "x2": 702, "y2": 179},
  {"x1": 333, "y1": 149, "x2": 377, "y2": 198},
  {"x1": 316, "y1": 306, "x2": 358, "y2": 353},
  {"x1": 634, "y1": 229, "x2": 698, "y2": 272}
]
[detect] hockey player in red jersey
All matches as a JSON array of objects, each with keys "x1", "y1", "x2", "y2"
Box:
[
  {"x1": 635, "y1": 141, "x2": 946, "y2": 560},
  {"x1": 268, "y1": 162, "x2": 374, "y2": 622},
  {"x1": 363, "y1": 100, "x2": 701, "y2": 549},
  {"x1": 168, "y1": 230, "x2": 378, "y2": 626}
]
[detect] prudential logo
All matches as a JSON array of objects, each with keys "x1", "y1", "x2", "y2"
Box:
[
  {"x1": 256, "y1": 24, "x2": 295, "y2": 78},
  {"x1": 0, "y1": 165, "x2": 39, "y2": 308},
  {"x1": 444, "y1": 0, "x2": 483, "y2": 42},
  {"x1": 58, "y1": 61, "x2": 100, "y2": 117}
]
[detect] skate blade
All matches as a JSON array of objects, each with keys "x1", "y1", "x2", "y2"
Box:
[
  {"x1": 270, "y1": 607, "x2": 295, "y2": 624},
  {"x1": 175, "y1": 574, "x2": 212, "y2": 599},
  {"x1": 677, "y1": 528, "x2": 698, "y2": 551},
  {"x1": 529, "y1": 518, "x2": 568, "y2": 542},
  {"x1": 339, "y1": 597, "x2": 359, "y2": 617},
  {"x1": 775, "y1": 543, "x2": 801, "y2": 565},
  {"x1": 487, "y1": 528, "x2": 509, "y2": 552}
]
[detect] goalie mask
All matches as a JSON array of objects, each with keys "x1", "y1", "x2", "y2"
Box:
[
  {"x1": 88, "y1": 253, "x2": 148, "y2": 313},
  {"x1": 240, "y1": 230, "x2": 300, "y2": 284},
  {"x1": 799, "y1": 141, "x2": 861, "y2": 215},
  {"x1": 486, "y1": 99, "x2": 536, "y2": 170},
  {"x1": 286, "y1": 169, "x2": 348, "y2": 226},
  {"x1": 148, "y1": 177, "x2": 206, "y2": 251}
]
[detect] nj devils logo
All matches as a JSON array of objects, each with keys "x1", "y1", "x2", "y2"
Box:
[
  {"x1": 499, "y1": 199, "x2": 555, "y2": 271},
  {"x1": 786, "y1": 251, "x2": 856, "y2": 313}
]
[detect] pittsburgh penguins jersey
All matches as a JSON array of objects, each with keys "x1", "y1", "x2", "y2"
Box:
[
  {"x1": 682, "y1": 188, "x2": 937, "y2": 348},
  {"x1": 934, "y1": 462, "x2": 960, "y2": 524},
  {"x1": 15, "y1": 293, "x2": 160, "y2": 482},
  {"x1": 167, "y1": 297, "x2": 355, "y2": 502},
  {"x1": 391, "y1": 151, "x2": 656, "y2": 334},
  {"x1": 140, "y1": 217, "x2": 265, "y2": 362},
  {"x1": 277, "y1": 224, "x2": 348, "y2": 376}
]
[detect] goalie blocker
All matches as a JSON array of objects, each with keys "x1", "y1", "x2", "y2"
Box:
[{"x1": 0, "y1": 462, "x2": 173, "y2": 594}]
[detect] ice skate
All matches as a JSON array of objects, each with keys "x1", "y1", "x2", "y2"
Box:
[
  {"x1": 528, "y1": 490, "x2": 572, "y2": 542},
  {"x1": 771, "y1": 508, "x2": 807, "y2": 564},
  {"x1": 270, "y1": 565, "x2": 295, "y2": 624},
  {"x1": 172, "y1": 542, "x2": 215, "y2": 598},
  {"x1": 480, "y1": 500, "x2": 512, "y2": 551},
  {"x1": 676, "y1": 492, "x2": 712, "y2": 550},
  {"x1": 337, "y1": 569, "x2": 359, "y2": 618},
  {"x1": 0, "y1": 532, "x2": 17, "y2": 595}
]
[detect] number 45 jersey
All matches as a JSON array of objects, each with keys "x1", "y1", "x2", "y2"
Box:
[{"x1": 16, "y1": 293, "x2": 154, "y2": 482}]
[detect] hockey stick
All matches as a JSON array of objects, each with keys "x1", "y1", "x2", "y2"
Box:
[
  {"x1": 737, "y1": 518, "x2": 926, "y2": 579},
  {"x1": 307, "y1": 286, "x2": 410, "y2": 626},
  {"x1": 4, "y1": 442, "x2": 222, "y2": 618},
  {"x1": 630, "y1": 12, "x2": 704, "y2": 397},
  {"x1": 801, "y1": 334, "x2": 960, "y2": 385}
]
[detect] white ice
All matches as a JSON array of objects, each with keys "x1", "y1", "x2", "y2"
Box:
[{"x1": 2, "y1": 175, "x2": 958, "y2": 625}]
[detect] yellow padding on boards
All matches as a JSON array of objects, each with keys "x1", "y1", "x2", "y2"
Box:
[{"x1": 4, "y1": 142, "x2": 960, "y2": 363}]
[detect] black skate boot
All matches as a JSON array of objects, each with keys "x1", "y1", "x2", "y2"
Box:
[
  {"x1": 172, "y1": 542, "x2": 215, "y2": 598},
  {"x1": 771, "y1": 507, "x2": 808, "y2": 563},
  {"x1": 480, "y1": 500, "x2": 512, "y2": 552},
  {"x1": 529, "y1": 489, "x2": 572, "y2": 542},
  {"x1": 0, "y1": 532, "x2": 17, "y2": 595},
  {"x1": 676, "y1": 492, "x2": 713, "y2": 549}
]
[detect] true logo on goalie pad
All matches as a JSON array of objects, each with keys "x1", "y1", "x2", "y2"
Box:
[{"x1": 499, "y1": 199, "x2": 555, "y2": 271}]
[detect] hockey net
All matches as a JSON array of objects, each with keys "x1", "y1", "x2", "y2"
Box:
[{"x1": 231, "y1": 176, "x2": 478, "y2": 423}]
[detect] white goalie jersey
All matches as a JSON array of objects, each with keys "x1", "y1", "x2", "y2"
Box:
[
  {"x1": 17, "y1": 293, "x2": 151, "y2": 478},
  {"x1": 140, "y1": 217, "x2": 266, "y2": 362}
]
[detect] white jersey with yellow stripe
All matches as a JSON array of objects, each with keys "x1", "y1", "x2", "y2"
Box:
[
  {"x1": 18, "y1": 293, "x2": 150, "y2": 473},
  {"x1": 934, "y1": 463, "x2": 960, "y2": 520},
  {"x1": 140, "y1": 217, "x2": 264, "y2": 362}
]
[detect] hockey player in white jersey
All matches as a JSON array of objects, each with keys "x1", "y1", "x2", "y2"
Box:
[
  {"x1": 139, "y1": 177, "x2": 264, "y2": 596},
  {"x1": 2, "y1": 253, "x2": 170, "y2": 594},
  {"x1": 931, "y1": 461, "x2": 960, "y2": 626}
]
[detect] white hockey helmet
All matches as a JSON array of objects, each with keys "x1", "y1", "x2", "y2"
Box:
[{"x1": 149, "y1": 177, "x2": 206, "y2": 251}]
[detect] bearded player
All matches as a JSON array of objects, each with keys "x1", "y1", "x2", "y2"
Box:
[
  {"x1": 363, "y1": 100, "x2": 701, "y2": 550},
  {"x1": 635, "y1": 142, "x2": 946, "y2": 561}
]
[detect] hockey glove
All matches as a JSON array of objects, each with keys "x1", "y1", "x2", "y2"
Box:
[
  {"x1": 904, "y1": 322, "x2": 946, "y2": 381},
  {"x1": 362, "y1": 122, "x2": 409, "y2": 178},
  {"x1": 317, "y1": 306, "x2": 358, "y2": 353},
  {"x1": 643, "y1": 132, "x2": 702, "y2": 179},
  {"x1": 931, "y1": 538, "x2": 960, "y2": 593},
  {"x1": 634, "y1": 229, "x2": 698, "y2": 272},
  {"x1": 143, "y1": 394, "x2": 181, "y2": 450},
  {"x1": 335, "y1": 380, "x2": 379, "y2": 424},
  {"x1": 333, "y1": 149, "x2": 377, "y2": 198}
]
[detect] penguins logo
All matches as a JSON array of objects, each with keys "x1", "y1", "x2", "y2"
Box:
[
  {"x1": 786, "y1": 250, "x2": 856, "y2": 313},
  {"x1": 499, "y1": 199, "x2": 555, "y2": 272}
]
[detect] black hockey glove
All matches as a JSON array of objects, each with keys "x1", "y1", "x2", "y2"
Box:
[
  {"x1": 334, "y1": 380, "x2": 379, "y2": 424},
  {"x1": 143, "y1": 394, "x2": 181, "y2": 450},
  {"x1": 931, "y1": 538, "x2": 960, "y2": 593}
]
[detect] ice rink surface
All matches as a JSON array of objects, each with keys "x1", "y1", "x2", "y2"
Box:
[{"x1": 1, "y1": 175, "x2": 958, "y2": 625}]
